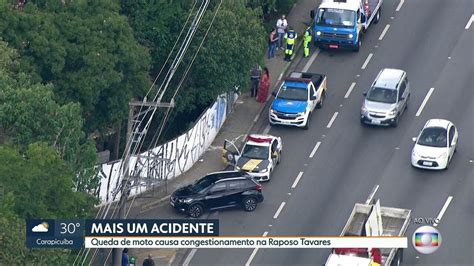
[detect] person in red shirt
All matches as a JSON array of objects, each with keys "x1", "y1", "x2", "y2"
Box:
[{"x1": 256, "y1": 68, "x2": 270, "y2": 103}]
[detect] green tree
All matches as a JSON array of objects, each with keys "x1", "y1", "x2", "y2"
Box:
[
  {"x1": 122, "y1": 1, "x2": 267, "y2": 139},
  {"x1": 0, "y1": 39, "x2": 98, "y2": 191},
  {"x1": 0, "y1": 143, "x2": 96, "y2": 219},
  {"x1": 0, "y1": 192, "x2": 74, "y2": 264},
  {"x1": 165, "y1": 1, "x2": 266, "y2": 137},
  {"x1": 0, "y1": 0, "x2": 151, "y2": 136}
]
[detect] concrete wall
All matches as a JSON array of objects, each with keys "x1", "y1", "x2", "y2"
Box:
[{"x1": 96, "y1": 95, "x2": 229, "y2": 204}]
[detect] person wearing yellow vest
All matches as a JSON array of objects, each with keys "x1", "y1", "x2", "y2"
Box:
[
  {"x1": 303, "y1": 24, "x2": 312, "y2": 57},
  {"x1": 283, "y1": 27, "x2": 297, "y2": 61}
]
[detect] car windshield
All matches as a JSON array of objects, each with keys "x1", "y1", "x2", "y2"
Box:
[
  {"x1": 191, "y1": 176, "x2": 215, "y2": 192},
  {"x1": 277, "y1": 86, "x2": 307, "y2": 101},
  {"x1": 242, "y1": 144, "x2": 269, "y2": 160},
  {"x1": 366, "y1": 87, "x2": 397, "y2": 104},
  {"x1": 417, "y1": 127, "x2": 447, "y2": 148},
  {"x1": 316, "y1": 8, "x2": 355, "y2": 28}
]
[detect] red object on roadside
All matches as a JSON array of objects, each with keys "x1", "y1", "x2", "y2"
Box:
[
  {"x1": 333, "y1": 248, "x2": 368, "y2": 255},
  {"x1": 370, "y1": 248, "x2": 382, "y2": 264}
]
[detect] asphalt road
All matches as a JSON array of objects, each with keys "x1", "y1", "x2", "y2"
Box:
[{"x1": 178, "y1": 0, "x2": 474, "y2": 265}]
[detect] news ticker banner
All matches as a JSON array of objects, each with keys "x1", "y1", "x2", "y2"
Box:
[
  {"x1": 26, "y1": 219, "x2": 219, "y2": 249},
  {"x1": 85, "y1": 237, "x2": 407, "y2": 249},
  {"x1": 26, "y1": 219, "x2": 407, "y2": 249}
]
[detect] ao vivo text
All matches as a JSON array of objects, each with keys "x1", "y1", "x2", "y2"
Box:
[{"x1": 409, "y1": 217, "x2": 440, "y2": 225}]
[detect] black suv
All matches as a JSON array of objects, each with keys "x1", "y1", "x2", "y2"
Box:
[{"x1": 170, "y1": 171, "x2": 264, "y2": 218}]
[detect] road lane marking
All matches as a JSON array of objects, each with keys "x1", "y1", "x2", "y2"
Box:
[
  {"x1": 291, "y1": 172, "x2": 304, "y2": 188},
  {"x1": 344, "y1": 82, "x2": 357, "y2": 99},
  {"x1": 416, "y1": 87, "x2": 435, "y2": 116},
  {"x1": 245, "y1": 232, "x2": 269, "y2": 266},
  {"x1": 326, "y1": 112, "x2": 339, "y2": 128},
  {"x1": 302, "y1": 49, "x2": 320, "y2": 72},
  {"x1": 253, "y1": 114, "x2": 260, "y2": 123},
  {"x1": 365, "y1": 185, "x2": 380, "y2": 204},
  {"x1": 309, "y1": 142, "x2": 321, "y2": 158},
  {"x1": 465, "y1": 15, "x2": 474, "y2": 29},
  {"x1": 361, "y1": 53, "x2": 373, "y2": 69},
  {"x1": 273, "y1": 202, "x2": 286, "y2": 219},
  {"x1": 183, "y1": 248, "x2": 197, "y2": 266},
  {"x1": 263, "y1": 124, "x2": 271, "y2": 134},
  {"x1": 396, "y1": 0, "x2": 405, "y2": 11},
  {"x1": 378, "y1": 24, "x2": 391, "y2": 40},
  {"x1": 433, "y1": 196, "x2": 453, "y2": 227},
  {"x1": 278, "y1": 73, "x2": 283, "y2": 81}
]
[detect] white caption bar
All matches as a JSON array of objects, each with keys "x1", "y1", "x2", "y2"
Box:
[{"x1": 85, "y1": 236, "x2": 407, "y2": 249}]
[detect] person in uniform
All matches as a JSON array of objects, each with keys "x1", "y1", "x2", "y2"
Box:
[{"x1": 284, "y1": 27, "x2": 297, "y2": 61}]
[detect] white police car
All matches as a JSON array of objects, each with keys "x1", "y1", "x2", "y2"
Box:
[{"x1": 222, "y1": 134, "x2": 282, "y2": 181}]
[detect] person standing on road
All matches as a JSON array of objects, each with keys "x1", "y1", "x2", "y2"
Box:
[
  {"x1": 256, "y1": 67, "x2": 270, "y2": 103},
  {"x1": 284, "y1": 27, "x2": 297, "y2": 61},
  {"x1": 303, "y1": 24, "x2": 312, "y2": 57},
  {"x1": 267, "y1": 28, "x2": 278, "y2": 59},
  {"x1": 250, "y1": 64, "x2": 261, "y2": 97},
  {"x1": 142, "y1": 254, "x2": 155, "y2": 266},
  {"x1": 122, "y1": 248, "x2": 129, "y2": 266},
  {"x1": 276, "y1": 15, "x2": 288, "y2": 50}
]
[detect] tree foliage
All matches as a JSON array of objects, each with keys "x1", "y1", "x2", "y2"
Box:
[
  {"x1": 0, "y1": 38, "x2": 95, "y2": 264},
  {"x1": 0, "y1": 0, "x2": 151, "y2": 134},
  {"x1": 0, "y1": 192, "x2": 74, "y2": 265},
  {"x1": 0, "y1": 39, "x2": 98, "y2": 191},
  {"x1": 245, "y1": 0, "x2": 297, "y2": 16},
  {"x1": 0, "y1": 143, "x2": 96, "y2": 219},
  {"x1": 121, "y1": 0, "x2": 267, "y2": 139}
]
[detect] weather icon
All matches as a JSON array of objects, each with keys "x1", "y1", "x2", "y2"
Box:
[{"x1": 32, "y1": 222, "x2": 49, "y2": 233}]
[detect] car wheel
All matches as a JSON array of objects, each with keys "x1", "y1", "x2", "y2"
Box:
[
  {"x1": 444, "y1": 158, "x2": 450, "y2": 170},
  {"x1": 277, "y1": 151, "x2": 281, "y2": 164},
  {"x1": 317, "y1": 91, "x2": 325, "y2": 109},
  {"x1": 353, "y1": 36, "x2": 361, "y2": 52},
  {"x1": 243, "y1": 197, "x2": 258, "y2": 212},
  {"x1": 374, "y1": 9, "x2": 381, "y2": 24},
  {"x1": 392, "y1": 115, "x2": 399, "y2": 127},
  {"x1": 303, "y1": 115, "x2": 310, "y2": 130},
  {"x1": 188, "y1": 204, "x2": 204, "y2": 218}
]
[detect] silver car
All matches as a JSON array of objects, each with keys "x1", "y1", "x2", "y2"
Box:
[{"x1": 360, "y1": 68, "x2": 410, "y2": 127}]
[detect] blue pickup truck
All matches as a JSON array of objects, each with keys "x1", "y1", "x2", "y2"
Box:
[{"x1": 269, "y1": 72, "x2": 327, "y2": 129}]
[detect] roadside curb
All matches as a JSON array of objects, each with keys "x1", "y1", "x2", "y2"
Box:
[
  {"x1": 142, "y1": 31, "x2": 307, "y2": 208},
  {"x1": 245, "y1": 36, "x2": 306, "y2": 136}
]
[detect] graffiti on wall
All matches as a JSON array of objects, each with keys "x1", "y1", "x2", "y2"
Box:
[{"x1": 96, "y1": 96, "x2": 228, "y2": 203}]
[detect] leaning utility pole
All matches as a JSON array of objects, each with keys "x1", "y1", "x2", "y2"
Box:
[
  {"x1": 76, "y1": 1, "x2": 212, "y2": 264},
  {"x1": 112, "y1": 99, "x2": 174, "y2": 265}
]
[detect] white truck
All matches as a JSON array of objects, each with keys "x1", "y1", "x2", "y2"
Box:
[
  {"x1": 326, "y1": 199, "x2": 411, "y2": 266},
  {"x1": 311, "y1": 0, "x2": 383, "y2": 51}
]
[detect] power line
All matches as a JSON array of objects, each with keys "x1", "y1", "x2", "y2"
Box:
[
  {"x1": 73, "y1": 1, "x2": 203, "y2": 265},
  {"x1": 84, "y1": 1, "x2": 211, "y2": 265}
]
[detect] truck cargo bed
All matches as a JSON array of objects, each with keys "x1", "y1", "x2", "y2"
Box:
[
  {"x1": 287, "y1": 72, "x2": 325, "y2": 88},
  {"x1": 341, "y1": 203, "x2": 411, "y2": 264},
  {"x1": 343, "y1": 208, "x2": 408, "y2": 237}
]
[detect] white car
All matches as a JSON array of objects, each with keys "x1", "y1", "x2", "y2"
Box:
[
  {"x1": 222, "y1": 134, "x2": 282, "y2": 181},
  {"x1": 411, "y1": 119, "x2": 458, "y2": 170}
]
